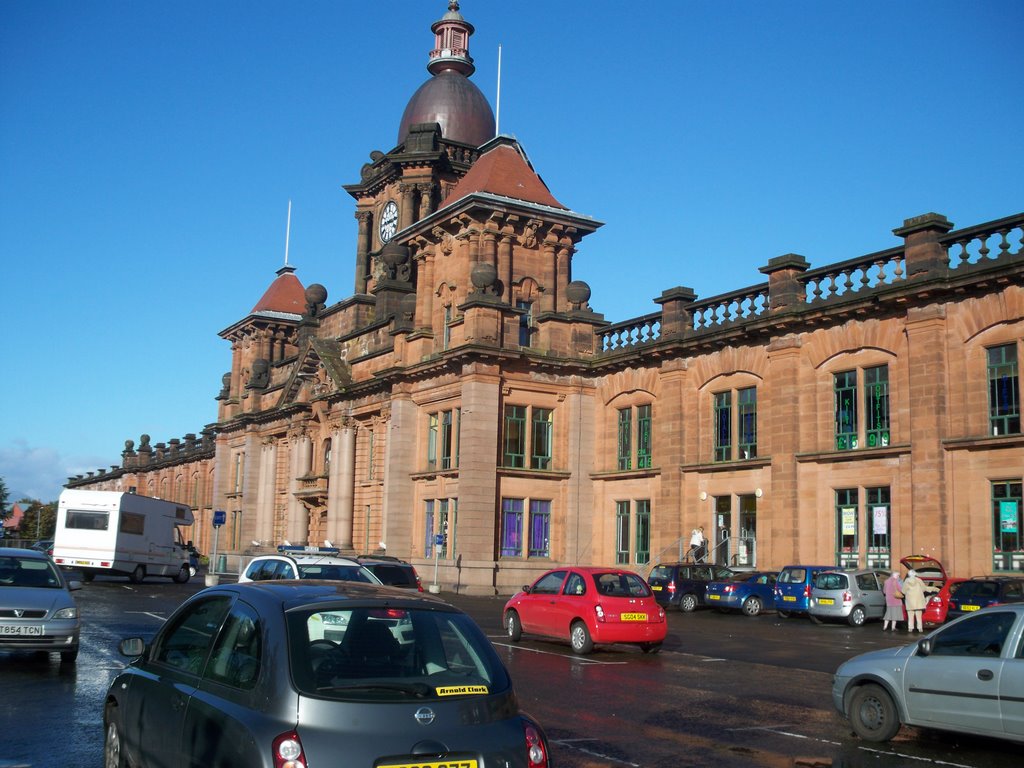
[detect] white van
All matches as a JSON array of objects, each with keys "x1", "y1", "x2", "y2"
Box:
[{"x1": 52, "y1": 490, "x2": 196, "y2": 583}]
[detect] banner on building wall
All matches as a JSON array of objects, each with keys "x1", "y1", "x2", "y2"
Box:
[
  {"x1": 872, "y1": 506, "x2": 888, "y2": 535},
  {"x1": 1000, "y1": 501, "x2": 1019, "y2": 533},
  {"x1": 841, "y1": 507, "x2": 857, "y2": 536}
]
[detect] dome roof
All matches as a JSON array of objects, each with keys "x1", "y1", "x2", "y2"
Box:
[{"x1": 398, "y1": 70, "x2": 495, "y2": 148}]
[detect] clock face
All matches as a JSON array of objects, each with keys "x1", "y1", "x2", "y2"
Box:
[{"x1": 379, "y1": 201, "x2": 399, "y2": 243}]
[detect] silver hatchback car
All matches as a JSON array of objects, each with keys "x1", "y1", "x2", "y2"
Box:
[
  {"x1": 833, "y1": 604, "x2": 1024, "y2": 744},
  {"x1": 103, "y1": 581, "x2": 550, "y2": 768},
  {"x1": 809, "y1": 568, "x2": 889, "y2": 626},
  {"x1": 0, "y1": 547, "x2": 81, "y2": 663}
]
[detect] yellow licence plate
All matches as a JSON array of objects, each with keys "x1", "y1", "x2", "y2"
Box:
[
  {"x1": 620, "y1": 612, "x2": 647, "y2": 621},
  {"x1": 651, "y1": 585, "x2": 663, "y2": 591},
  {"x1": 817, "y1": 598, "x2": 834, "y2": 605},
  {"x1": 961, "y1": 604, "x2": 980, "y2": 611},
  {"x1": 707, "y1": 594, "x2": 720, "y2": 600},
  {"x1": 378, "y1": 761, "x2": 477, "y2": 768},
  {"x1": 782, "y1": 595, "x2": 796, "y2": 602}
]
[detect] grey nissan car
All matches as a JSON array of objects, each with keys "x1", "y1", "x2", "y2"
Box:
[{"x1": 103, "y1": 581, "x2": 550, "y2": 768}]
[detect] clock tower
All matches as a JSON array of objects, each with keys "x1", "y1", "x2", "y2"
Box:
[{"x1": 344, "y1": 0, "x2": 495, "y2": 295}]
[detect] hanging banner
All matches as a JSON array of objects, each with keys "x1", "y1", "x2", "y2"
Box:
[
  {"x1": 841, "y1": 507, "x2": 857, "y2": 536},
  {"x1": 872, "y1": 506, "x2": 888, "y2": 535},
  {"x1": 1000, "y1": 500, "x2": 1019, "y2": 533}
]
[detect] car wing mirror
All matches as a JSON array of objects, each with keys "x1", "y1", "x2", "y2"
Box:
[
  {"x1": 522, "y1": 585, "x2": 531, "y2": 594},
  {"x1": 917, "y1": 638, "x2": 933, "y2": 657},
  {"x1": 67, "y1": 580, "x2": 83, "y2": 591},
  {"x1": 119, "y1": 637, "x2": 146, "y2": 657}
]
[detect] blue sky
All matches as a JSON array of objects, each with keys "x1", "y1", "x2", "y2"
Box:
[{"x1": 1, "y1": 0, "x2": 1021, "y2": 503}]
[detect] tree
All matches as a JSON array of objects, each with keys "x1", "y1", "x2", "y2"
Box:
[{"x1": 0, "y1": 476, "x2": 9, "y2": 519}]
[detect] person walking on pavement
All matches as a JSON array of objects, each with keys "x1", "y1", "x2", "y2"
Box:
[
  {"x1": 901, "y1": 569, "x2": 935, "y2": 633},
  {"x1": 689, "y1": 526, "x2": 705, "y2": 563},
  {"x1": 882, "y1": 570, "x2": 904, "y2": 631}
]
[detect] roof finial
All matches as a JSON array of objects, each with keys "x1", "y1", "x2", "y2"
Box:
[{"x1": 283, "y1": 199, "x2": 292, "y2": 267}]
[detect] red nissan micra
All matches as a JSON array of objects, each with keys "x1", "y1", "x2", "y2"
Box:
[{"x1": 503, "y1": 567, "x2": 667, "y2": 654}]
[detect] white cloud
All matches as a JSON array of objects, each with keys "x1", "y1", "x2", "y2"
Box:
[{"x1": 0, "y1": 440, "x2": 109, "y2": 503}]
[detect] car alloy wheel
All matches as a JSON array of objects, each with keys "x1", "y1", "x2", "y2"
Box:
[
  {"x1": 680, "y1": 594, "x2": 698, "y2": 612},
  {"x1": 506, "y1": 611, "x2": 522, "y2": 642},
  {"x1": 104, "y1": 708, "x2": 126, "y2": 768},
  {"x1": 848, "y1": 683, "x2": 901, "y2": 742},
  {"x1": 570, "y1": 621, "x2": 593, "y2": 654},
  {"x1": 848, "y1": 606, "x2": 867, "y2": 627},
  {"x1": 742, "y1": 596, "x2": 762, "y2": 617}
]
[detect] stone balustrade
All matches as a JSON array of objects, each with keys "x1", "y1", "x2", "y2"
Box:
[{"x1": 595, "y1": 211, "x2": 1022, "y2": 355}]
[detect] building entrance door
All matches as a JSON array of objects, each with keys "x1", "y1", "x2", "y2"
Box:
[
  {"x1": 714, "y1": 496, "x2": 731, "y2": 566},
  {"x1": 736, "y1": 494, "x2": 757, "y2": 567}
]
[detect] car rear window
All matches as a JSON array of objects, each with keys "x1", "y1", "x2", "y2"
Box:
[
  {"x1": 297, "y1": 564, "x2": 377, "y2": 583},
  {"x1": 814, "y1": 572, "x2": 847, "y2": 590},
  {"x1": 779, "y1": 568, "x2": 807, "y2": 584},
  {"x1": 288, "y1": 606, "x2": 510, "y2": 701},
  {"x1": 649, "y1": 566, "x2": 672, "y2": 581},
  {"x1": 364, "y1": 563, "x2": 416, "y2": 587},
  {"x1": 592, "y1": 572, "x2": 652, "y2": 597},
  {"x1": 960, "y1": 581, "x2": 1000, "y2": 599}
]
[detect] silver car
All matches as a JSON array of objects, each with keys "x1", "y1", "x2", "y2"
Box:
[
  {"x1": 103, "y1": 581, "x2": 551, "y2": 768},
  {"x1": 833, "y1": 604, "x2": 1024, "y2": 744},
  {"x1": 0, "y1": 547, "x2": 81, "y2": 663},
  {"x1": 809, "y1": 568, "x2": 888, "y2": 626}
]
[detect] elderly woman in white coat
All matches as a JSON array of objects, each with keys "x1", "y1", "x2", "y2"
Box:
[{"x1": 901, "y1": 569, "x2": 936, "y2": 633}]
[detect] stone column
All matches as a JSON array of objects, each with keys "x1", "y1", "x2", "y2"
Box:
[
  {"x1": 765, "y1": 335, "x2": 803, "y2": 566},
  {"x1": 354, "y1": 210, "x2": 371, "y2": 295},
  {"x1": 332, "y1": 423, "x2": 356, "y2": 549},
  {"x1": 256, "y1": 441, "x2": 276, "y2": 545},
  {"x1": 904, "y1": 304, "x2": 950, "y2": 559},
  {"x1": 286, "y1": 436, "x2": 311, "y2": 544},
  {"x1": 400, "y1": 183, "x2": 416, "y2": 230},
  {"x1": 416, "y1": 248, "x2": 435, "y2": 333},
  {"x1": 381, "y1": 399, "x2": 414, "y2": 556}
]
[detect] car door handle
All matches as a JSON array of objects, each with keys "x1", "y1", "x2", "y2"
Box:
[{"x1": 977, "y1": 669, "x2": 994, "y2": 681}]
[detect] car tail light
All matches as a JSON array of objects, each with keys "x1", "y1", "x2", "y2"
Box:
[
  {"x1": 929, "y1": 595, "x2": 941, "y2": 605},
  {"x1": 272, "y1": 730, "x2": 307, "y2": 768},
  {"x1": 412, "y1": 568, "x2": 424, "y2": 592},
  {"x1": 523, "y1": 720, "x2": 549, "y2": 768},
  {"x1": 842, "y1": 591, "x2": 852, "y2": 603},
  {"x1": 595, "y1": 604, "x2": 606, "y2": 622},
  {"x1": 667, "y1": 581, "x2": 676, "y2": 594},
  {"x1": 803, "y1": 585, "x2": 812, "y2": 598}
]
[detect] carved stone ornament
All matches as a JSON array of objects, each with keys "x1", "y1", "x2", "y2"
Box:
[{"x1": 432, "y1": 227, "x2": 454, "y2": 256}]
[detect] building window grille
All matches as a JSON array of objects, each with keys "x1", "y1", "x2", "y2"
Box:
[
  {"x1": 635, "y1": 500, "x2": 651, "y2": 565},
  {"x1": 865, "y1": 366, "x2": 890, "y2": 447},
  {"x1": 866, "y1": 486, "x2": 891, "y2": 570},
  {"x1": 528, "y1": 500, "x2": 550, "y2": 558},
  {"x1": 992, "y1": 480, "x2": 1023, "y2": 572},
  {"x1": 617, "y1": 404, "x2": 653, "y2": 470},
  {"x1": 988, "y1": 344, "x2": 1020, "y2": 436},
  {"x1": 427, "y1": 408, "x2": 460, "y2": 470},
  {"x1": 713, "y1": 387, "x2": 757, "y2": 461},
  {"x1": 502, "y1": 405, "x2": 554, "y2": 470},
  {"x1": 835, "y1": 488, "x2": 859, "y2": 568},
  {"x1": 834, "y1": 371, "x2": 858, "y2": 450},
  {"x1": 500, "y1": 498, "x2": 524, "y2": 557},
  {"x1": 615, "y1": 501, "x2": 630, "y2": 565}
]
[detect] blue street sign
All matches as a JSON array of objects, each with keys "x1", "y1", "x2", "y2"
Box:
[
  {"x1": 213, "y1": 510, "x2": 226, "y2": 527},
  {"x1": 434, "y1": 533, "x2": 444, "y2": 546}
]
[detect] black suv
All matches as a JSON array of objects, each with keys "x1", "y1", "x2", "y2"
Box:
[
  {"x1": 356, "y1": 555, "x2": 423, "y2": 591},
  {"x1": 648, "y1": 562, "x2": 735, "y2": 611},
  {"x1": 946, "y1": 575, "x2": 1024, "y2": 620}
]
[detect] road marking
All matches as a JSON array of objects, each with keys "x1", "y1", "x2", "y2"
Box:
[
  {"x1": 124, "y1": 611, "x2": 166, "y2": 622},
  {"x1": 551, "y1": 738, "x2": 641, "y2": 767},
  {"x1": 745, "y1": 727, "x2": 979, "y2": 768},
  {"x1": 491, "y1": 638, "x2": 626, "y2": 663}
]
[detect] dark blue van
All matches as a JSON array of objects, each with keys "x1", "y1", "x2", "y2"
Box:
[{"x1": 774, "y1": 564, "x2": 833, "y2": 617}]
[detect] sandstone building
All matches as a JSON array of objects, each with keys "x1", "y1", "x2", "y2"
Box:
[{"x1": 69, "y1": 2, "x2": 1024, "y2": 593}]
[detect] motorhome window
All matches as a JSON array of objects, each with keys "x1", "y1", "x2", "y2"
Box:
[
  {"x1": 65, "y1": 510, "x2": 109, "y2": 531},
  {"x1": 120, "y1": 512, "x2": 146, "y2": 536}
]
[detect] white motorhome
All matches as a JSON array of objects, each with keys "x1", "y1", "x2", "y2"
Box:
[{"x1": 52, "y1": 490, "x2": 196, "y2": 583}]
